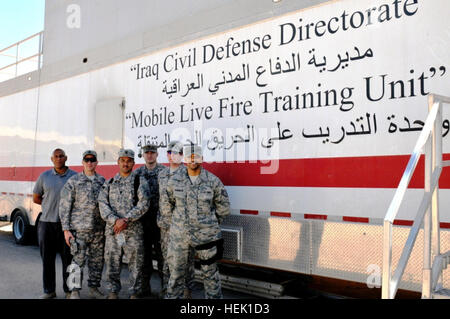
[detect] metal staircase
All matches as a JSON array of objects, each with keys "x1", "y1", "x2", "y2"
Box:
[
  {"x1": 431, "y1": 251, "x2": 450, "y2": 299},
  {"x1": 382, "y1": 94, "x2": 450, "y2": 299}
]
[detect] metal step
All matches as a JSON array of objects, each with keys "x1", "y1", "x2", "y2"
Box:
[
  {"x1": 432, "y1": 288, "x2": 450, "y2": 299},
  {"x1": 194, "y1": 269, "x2": 294, "y2": 299},
  {"x1": 220, "y1": 273, "x2": 286, "y2": 298}
]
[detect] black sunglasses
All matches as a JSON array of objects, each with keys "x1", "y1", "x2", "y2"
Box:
[{"x1": 83, "y1": 157, "x2": 97, "y2": 163}]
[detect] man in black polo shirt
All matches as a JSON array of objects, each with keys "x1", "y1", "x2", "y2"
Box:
[{"x1": 33, "y1": 148, "x2": 77, "y2": 299}]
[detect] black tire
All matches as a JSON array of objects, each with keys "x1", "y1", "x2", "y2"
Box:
[{"x1": 12, "y1": 211, "x2": 32, "y2": 245}]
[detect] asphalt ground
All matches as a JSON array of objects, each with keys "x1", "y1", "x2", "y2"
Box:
[{"x1": 0, "y1": 221, "x2": 255, "y2": 300}]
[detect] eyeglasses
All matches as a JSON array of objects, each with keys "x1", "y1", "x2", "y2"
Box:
[
  {"x1": 83, "y1": 157, "x2": 97, "y2": 163},
  {"x1": 167, "y1": 151, "x2": 182, "y2": 155}
]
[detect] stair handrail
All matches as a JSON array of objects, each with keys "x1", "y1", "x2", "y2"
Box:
[
  {"x1": 382, "y1": 93, "x2": 450, "y2": 299},
  {"x1": 0, "y1": 31, "x2": 43, "y2": 81}
]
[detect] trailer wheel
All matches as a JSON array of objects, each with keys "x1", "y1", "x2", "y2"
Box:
[{"x1": 12, "y1": 211, "x2": 31, "y2": 245}]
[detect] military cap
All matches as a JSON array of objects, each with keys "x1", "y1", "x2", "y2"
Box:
[
  {"x1": 118, "y1": 148, "x2": 135, "y2": 159},
  {"x1": 142, "y1": 144, "x2": 158, "y2": 153},
  {"x1": 82, "y1": 150, "x2": 97, "y2": 159},
  {"x1": 183, "y1": 144, "x2": 202, "y2": 157},
  {"x1": 168, "y1": 141, "x2": 183, "y2": 154}
]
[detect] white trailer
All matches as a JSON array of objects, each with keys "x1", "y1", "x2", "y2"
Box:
[{"x1": 0, "y1": 0, "x2": 448, "y2": 298}]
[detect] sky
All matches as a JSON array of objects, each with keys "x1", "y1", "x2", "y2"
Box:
[
  {"x1": 0, "y1": 0, "x2": 45, "y2": 80},
  {"x1": 0, "y1": 0, "x2": 45, "y2": 49}
]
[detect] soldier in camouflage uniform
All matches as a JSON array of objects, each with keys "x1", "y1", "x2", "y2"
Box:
[
  {"x1": 134, "y1": 144, "x2": 168, "y2": 297},
  {"x1": 59, "y1": 150, "x2": 106, "y2": 299},
  {"x1": 98, "y1": 149, "x2": 150, "y2": 299},
  {"x1": 158, "y1": 141, "x2": 195, "y2": 298},
  {"x1": 161, "y1": 144, "x2": 230, "y2": 299}
]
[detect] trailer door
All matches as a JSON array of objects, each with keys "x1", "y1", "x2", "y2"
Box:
[{"x1": 94, "y1": 97, "x2": 124, "y2": 163}]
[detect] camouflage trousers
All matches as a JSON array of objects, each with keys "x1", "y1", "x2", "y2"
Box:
[
  {"x1": 104, "y1": 227, "x2": 144, "y2": 295},
  {"x1": 160, "y1": 228, "x2": 195, "y2": 297},
  {"x1": 165, "y1": 229, "x2": 222, "y2": 299},
  {"x1": 68, "y1": 229, "x2": 105, "y2": 290}
]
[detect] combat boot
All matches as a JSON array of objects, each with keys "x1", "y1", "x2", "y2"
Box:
[
  {"x1": 138, "y1": 289, "x2": 152, "y2": 298},
  {"x1": 88, "y1": 287, "x2": 105, "y2": 299},
  {"x1": 39, "y1": 292, "x2": 56, "y2": 299},
  {"x1": 183, "y1": 289, "x2": 192, "y2": 299},
  {"x1": 70, "y1": 290, "x2": 80, "y2": 299},
  {"x1": 107, "y1": 292, "x2": 119, "y2": 299}
]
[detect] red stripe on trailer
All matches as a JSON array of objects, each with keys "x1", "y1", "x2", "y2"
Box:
[
  {"x1": 304, "y1": 214, "x2": 328, "y2": 220},
  {"x1": 342, "y1": 216, "x2": 369, "y2": 223},
  {"x1": 240, "y1": 210, "x2": 259, "y2": 215},
  {"x1": 270, "y1": 212, "x2": 291, "y2": 218},
  {"x1": 440, "y1": 222, "x2": 450, "y2": 229},
  {"x1": 393, "y1": 219, "x2": 414, "y2": 227},
  {"x1": 203, "y1": 154, "x2": 450, "y2": 189},
  {"x1": 3, "y1": 154, "x2": 450, "y2": 188},
  {"x1": 0, "y1": 166, "x2": 84, "y2": 181}
]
